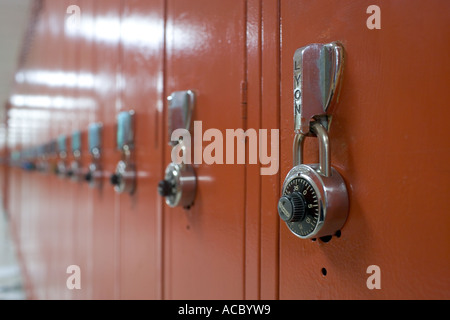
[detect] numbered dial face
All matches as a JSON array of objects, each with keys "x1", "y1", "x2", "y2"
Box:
[{"x1": 282, "y1": 177, "x2": 321, "y2": 238}]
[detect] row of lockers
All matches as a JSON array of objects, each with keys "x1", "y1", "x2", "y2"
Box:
[
  {"x1": 4, "y1": 0, "x2": 261, "y2": 300},
  {"x1": 2, "y1": 0, "x2": 449, "y2": 299}
]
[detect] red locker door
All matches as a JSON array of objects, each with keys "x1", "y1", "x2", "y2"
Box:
[
  {"x1": 245, "y1": 0, "x2": 281, "y2": 300},
  {"x1": 278, "y1": 0, "x2": 450, "y2": 299},
  {"x1": 91, "y1": 0, "x2": 122, "y2": 300},
  {"x1": 164, "y1": 0, "x2": 247, "y2": 299},
  {"x1": 56, "y1": 0, "x2": 82, "y2": 300},
  {"x1": 71, "y1": 0, "x2": 96, "y2": 300},
  {"x1": 118, "y1": 0, "x2": 165, "y2": 299}
]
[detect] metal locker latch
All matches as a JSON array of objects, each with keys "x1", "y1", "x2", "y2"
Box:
[
  {"x1": 278, "y1": 42, "x2": 349, "y2": 240},
  {"x1": 110, "y1": 111, "x2": 136, "y2": 194},
  {"x1": 56, "y1": 135, "x2": 68, "y2": 177},
  {"x1": 85, "y1": 123, "x2": 103, "y2": 188},
  {"x1": 158, "y1": 90, "x2": 197, "y2": 209},
  {"x1": 67, "y1": 130, "x2": 83, "y2": 181}
]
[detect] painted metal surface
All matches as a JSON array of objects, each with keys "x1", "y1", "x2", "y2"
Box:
[
  {"x1": 2, "y1": 0, "x2": 449, "y2": 300},
  {"x1": 118, "y1": 0, "x2": 165, "y2": 300},
  {"x1": 91, "y1": 0, "x2": 121, "y2": 300},
  {"x1": 163, "y1": 0, "x2": 246, "y2": 299},
  {"x1": 279, "y1": 0, "x2": 450, "y2": 299}
]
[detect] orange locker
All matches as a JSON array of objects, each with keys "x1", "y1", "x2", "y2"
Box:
[
  {"x1": 90, "y1": 0, "x2": 121, "y2": 300},
  {"x1": 163, "y1": 0, "x2": 247, "y2": 299},
  {"x1": 245, "y1": 0, "x2": 281, "y2": 299},
  {"x1": 278, "y1": 0, "x2": 450, "y2": 299},
  {"x1": 71, "y1": 0, "x2": 95, "y2": 300},
  {"x1": 118, "y1": 0, "x2": 165, "y2": 299}
]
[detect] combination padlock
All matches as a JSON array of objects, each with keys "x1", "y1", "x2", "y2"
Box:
[
  {"x1": 159, "y1": 163, "x2": 196, "y2": 208},
  {"x1": 85, "y1": 122, "x2": 103, "y2": 188},
  {"x1": 111, "y1": 154, "x2": 136, "y2": 194},
  {"x1": 278, "y1": 41, "x2": 348, "y2": 239},
  {"x1": 278, "y1": 122, "x2": 348, "y2": 239},
  {"x1": 158, "y1": 141, "x2": 196, "y2": 208},
  {"x1": 56, "y1": 135, "x2": 68, "y2": 177},
  {"x1": 158, "y1": 90, "x2": 197, "y2": 209},
  {"x1": 67, "y1": 131, "x2": 83, "y2": 182},
  {"x1": 110, "y1": 111, "x2": 136, "y2": 195}
]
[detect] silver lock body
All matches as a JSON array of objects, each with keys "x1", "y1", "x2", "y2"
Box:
[
  {"x1": 281, "y1": 164, "x2": 348, "y2": 239},
  {"x1": 162, "y1": 163, "x2": 196, "y2": 208},
  {"x1": 113, "y1": 159, "x2": 136, "y2": 194},
  {"x1": 68, "y1": 131, "x2": 83, "y2": 182},
  {"x1": 56, "y1": 135, "x2": 67, "y2": 177},
  {"x1": 86, "y1": 123, "x2": 103, "y2": 188},
  {"x1": 111, "y1": 111, "x2": 136, "y2": 195},
  {"x1": 56, "y1": 159, "x2": 67, "y2": 177},
  {"x1": 280, "y1": 122, "x2": 348, "y2": 239},
  {"x1": 86, "y1": 162, "x2": 102, "y2": 188},
  {"x1": 69, "y1": 159, "x2": 82, "y2": 181}
]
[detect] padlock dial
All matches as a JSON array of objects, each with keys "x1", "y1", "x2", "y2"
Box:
[
  {"x1": 111, "y1": 160, "x2": 136, "y2": 194},
  {"x1": 281, "y1": 177, "x2": 321, "y2": 238},
  {"x1": 158, "y1": 179, "x2": 175, "y2": 197},
  {"x1": 278, "y1": 193, "x2": 306, "y2": 222},
  {"x1": 159, "y1": 163, "x2": 196, "y2": 208}
]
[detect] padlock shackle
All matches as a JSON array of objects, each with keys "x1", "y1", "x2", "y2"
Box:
[
  {"x1": 293, "y1": 133, "x2": 306, "y2": 167},
  {"x1": 311, "y1": 122, "x2": 331, "y2": 177},
  {"x1": 293, "y1": 122, "x2": 331, "y2": 178}
]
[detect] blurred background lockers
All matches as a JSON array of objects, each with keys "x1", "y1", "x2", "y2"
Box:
[{"x1": 0, "y1": 0, "x2": 449, "y2": 300}]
